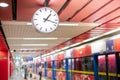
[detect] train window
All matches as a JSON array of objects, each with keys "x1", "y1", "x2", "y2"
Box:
[
  {"x1": 108, "y1": 54, "x2": 116, "y2": 73},
  {"x1": 73, "y1": 56, "x2": 93, "y2": 71},
  {"x1": 47, "y1": 61, "x2": 52, "y2": 68},
  {"x1": 82, "y1": 56, "x2": 94, "y2": 71},
  {"x1": 55, "y1": 60, "x2": 64, "y2": 69},
  {"x1": 98, "y1": 55, "x2": 106, "y2": 80},
  {"x1": 98, "y1": 55, "x2": 106, "y2": 72},
  {"x1": 74, "y1": 57, "x2": 82, "y2": 70},
  {"x1": 108, "y1": 54, "x2": 116, "y2": 80},
  {"x1": 55, "y1": 60, "x2": 59, "y2": 69}
]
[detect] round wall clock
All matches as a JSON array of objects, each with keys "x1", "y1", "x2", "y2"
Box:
[{"x1": 32, "y1": 7, "x2": 59, "y2": 33}]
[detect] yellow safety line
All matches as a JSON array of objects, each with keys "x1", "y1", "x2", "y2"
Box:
[
  {"x1": 98, "y1": 72, "x2": 119, "y2": 77},
  {"x1": 46, "y1": 68, "x2": 66, "y2": 72},
  {"x1": 46, "y1": 68, "x2": 52, "y2": 70},
  {"x1": 46, "y1": 68, "x2": 120, "y2": 77},
  {"x1": 118, "y1": 74, "x2": 120, "y2": 77},
  {"x1": 98, "y1": 72, "x2": 106, "y2": 76},
  {"x1": 69, "y1": 70, "x2": 118, "y2": 77},
  {"x1": 108, "y1": 73, "x2": 116, "y2": 77},
  {"x1": 55, "y1": 69, "x2": 66, "y2": 72},
  {"x1": 69, "y1": 70, "x2": 94, "y2": 75}
]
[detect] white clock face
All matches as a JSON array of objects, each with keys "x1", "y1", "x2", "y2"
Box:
[{"x1": 32, "y1": 7, "x2": 59, "y2": 33}]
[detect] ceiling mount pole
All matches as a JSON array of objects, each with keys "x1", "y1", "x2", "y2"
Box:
[
  {"x1": 58, "y1": 0, "x2": 71, "y2": 15},
  {"x1": 44, "y1": 0, "x2": 50, "y2": 6},
  {"x1": 12, "y1": 0, "x2": 17, "y2": 20}
]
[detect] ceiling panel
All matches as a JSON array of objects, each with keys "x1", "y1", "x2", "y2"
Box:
[
  {"x1": 70, "y1": 0, "x2": 111, "y2": 22},
  {"x1": 2, "y1": 21, "x2": 97, "y2": 55},
  {"x1": 95, "y1": 9, "x2": 120, "y2": 23},
  {"x1": 84, "y1": 0, "x2": 120, "y2": 22},
  {"x1": 109, "y1": 17, "x2": 120, "y2": 23},
  {"x1": 59, "y1": 0, "x2": 89, "y2": 21},
  {"x1": 17, "y1": 0, "x2": 66, "y2": 21}
]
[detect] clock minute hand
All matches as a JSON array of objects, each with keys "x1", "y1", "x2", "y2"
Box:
[{"x1": 44, "y1": 14, "x2": 51, "y2": 22}]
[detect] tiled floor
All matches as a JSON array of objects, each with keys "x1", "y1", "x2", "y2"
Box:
[
  {"x1": 10, "y1": 69, "x2": 24, "y2": 80},
  {"x1": 10, "y1": 69, "x2": 51, "y2": 80}
]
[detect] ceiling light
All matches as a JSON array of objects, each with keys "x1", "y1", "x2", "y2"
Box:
[
  {"x1": 23, "y1": 38, "x2": 70, "y2": 40},
  {"x1": 0, "y1": 2, "x2": 9, "y2": 7},
  {"x1": 7, "y1": 37, "x2": 70, "y2": 40},
  {"x1": 21, "y1": 44, "x2": 48, "y2": 46},
  {"x1": 11, "y1": 44, "x2": 48, "y2": 46},
  {"x1": 103, "y1": 27, "x2": 120, "y2": 35},
  {"x1": 59, "y1": 22, "x2": 79, "y2": 26},
  {"x1": 7, "y1": 37, "x2": 58, "y2": 40},
  {"x1": 23, "y1": 38, "x2": 58, "y2": 40},
  {"x1": 83, "y1": 27, "x2": 120, "y2": 43},
  {"x1": 27, "y1": 22, "x2": 101, "y2": 27},
  {"x1": 27, "y1": 22, "x2": 79, "y2": 26}
]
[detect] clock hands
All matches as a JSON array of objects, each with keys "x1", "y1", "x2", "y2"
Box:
[
  {"x1": 44, "y1": 14, "x2": 51, "y2": 22},
  {"x1": 43, "y1": 18, "x2": 57, "y2": 24}
]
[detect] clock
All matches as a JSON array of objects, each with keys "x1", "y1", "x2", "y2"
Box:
[{"x1": 32, "y1": 7, "x2": 59, "y2": 33}]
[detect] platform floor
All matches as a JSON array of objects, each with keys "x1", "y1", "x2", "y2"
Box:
[{"x1": 10, "y1": 69, "x2": 51, "y2": 80}]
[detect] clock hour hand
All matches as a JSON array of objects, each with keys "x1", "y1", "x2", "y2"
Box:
[{"x1": 43, "y1": 18, "x2": 57, "y2": 24}]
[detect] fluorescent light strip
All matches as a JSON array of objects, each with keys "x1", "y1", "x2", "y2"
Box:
[
  {"x1": 59, "y1": 22, "x2": 79, "y2": 26},
  {"x1": 21, "y1": 44, "x2": 48, "y2": 46},
  {"x1": 27, "y1": 22, "x2": 79, "y2": 26},
  {"x1": 23, "y1": 38, "x2": 58, "y2": 40},
  {"x1": 27, "y1": 22, "x2": 101, "y2": 27},
  {"x1": 7, "y1": 37, "x2": 70, "y2": 40},
  {"x1": 7, "y1": 37, "x2": 58, "y2": 40},
  {"x1": 103, "y1": 27, "x2": 120, "y2": 35},
  {"x1": 7, "y1": 37, "x2": 57, "y2": 40},
  {"x1": 11, "y1": 44, "x2": 48, "y2": 46}
]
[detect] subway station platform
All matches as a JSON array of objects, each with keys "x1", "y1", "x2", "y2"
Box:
[{"x1": 10, "y1": 69, "x2": 50, "y2": 80}]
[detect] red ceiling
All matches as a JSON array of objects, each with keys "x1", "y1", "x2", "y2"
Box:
[
  {"x1": 0, "y1": 0, "x2": 119, "y2": 26},
  {"x1": 0, "y1": 0, "x2": 120, "y2": 53},
  {"x1": 0, "y1": 0, "x2": 119, "y2": 25},
  {"x1": 16, "y1": 0, "x2": 66, "y2": 21},
  {"x1": 15, "y1": 0, "x2": 120, "y2": 23},
  {"x1": 0, "y1": 0, "x2": 12, "y2": 20}
]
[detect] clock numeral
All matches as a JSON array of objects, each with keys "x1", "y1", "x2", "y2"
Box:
[
  {"x1": 45, "y1": 28, "x2": 47, "y2": 32},
  {"x1": 50, "y1": 27, "x2": 53, "y2": 30},
  {"x1": 34, "y1": 19, "x2": 37, "y2": 20},
  {"x1": 39, "y1": 10, "x2": 42, "y2": 12},
  {"x1": 36, "y1": 24, "x2": 38, "y2": 26},
  {"x1": 40, "y1": 27, "x2": 42, "y2": 30},
  {"x1": 45, "y1": 8, "x2": 47, "y2": 11},
  {"x1": 50, "y1": 10, "x2": 52, "y2": 13},
  {"x1": 54, "y1": 14, "x2": 56, "y2": 16},
  {"x1": 54, "y1": 24, "x2": 57, "y2": 26},
  {"x1": 55, "y1": 19, "x2": 58, "y2": 21},
  {"x1": 36, "y1": 13, "x2": 38, "y2": 15}
]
